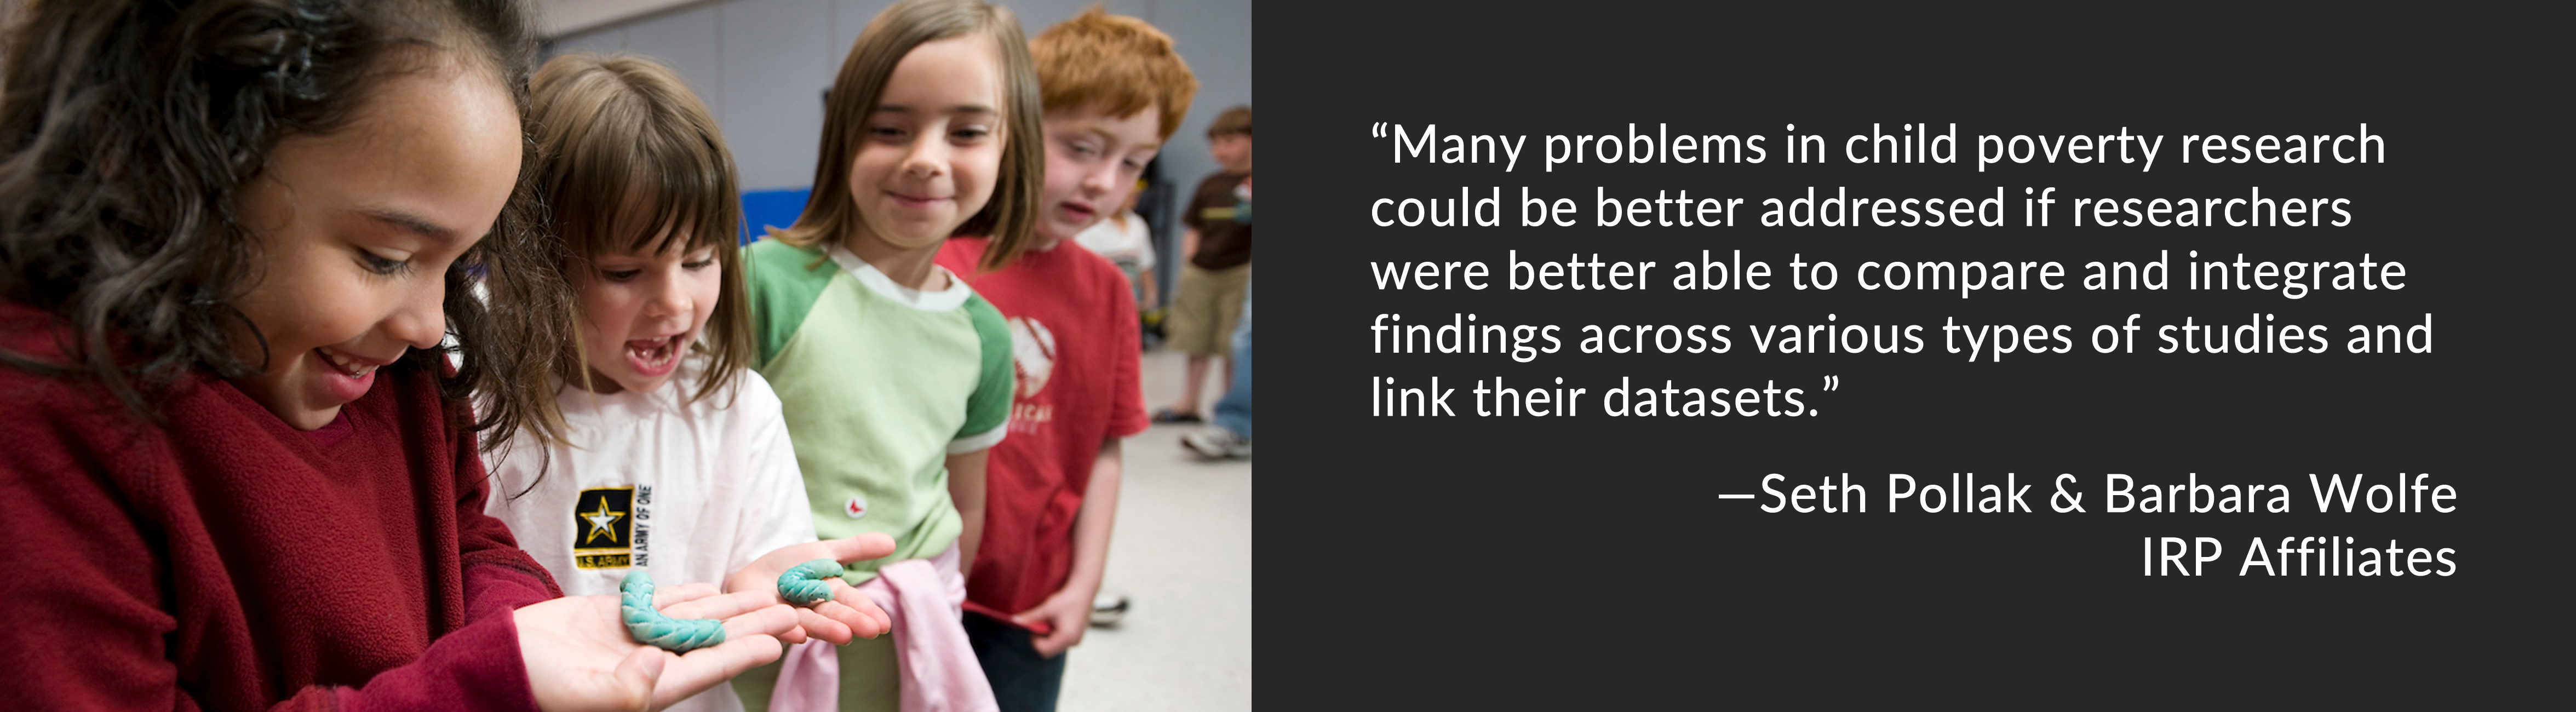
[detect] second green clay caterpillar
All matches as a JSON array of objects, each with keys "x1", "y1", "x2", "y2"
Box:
[
  {"x1": 777, "y1": 558, "x2": 846, "y2": 607},
  {"x1": 621, "y1": 570, "x2": 727, "y2": 653}
]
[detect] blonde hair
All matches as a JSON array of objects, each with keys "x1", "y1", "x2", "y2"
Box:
[
  {"x1": 1031, "y1": 5, "x2": 1198, "y2": 140},
  {"x1": 528, "y1": 53, "x2": 752, "y2": 406},
  {"x1": 770, "y1": 0, "x2": 1042, "y2": 272}
]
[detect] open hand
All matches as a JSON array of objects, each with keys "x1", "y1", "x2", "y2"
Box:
[
  {"x1": 724, "y1": 534, "x2": 899, "y2": 645},
  {"x1": 515, "y1": 583, "x2": 801, "y2": 711}
]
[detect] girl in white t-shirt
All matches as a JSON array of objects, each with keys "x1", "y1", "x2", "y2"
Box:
[{"x1": 484, "y1": 53, "x2": 891, "y2": 712}]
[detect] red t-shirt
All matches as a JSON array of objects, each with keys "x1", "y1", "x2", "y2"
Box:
[
  {"x1": 0, "y1": 302, "x2": 561, "y2": 711},
  {"x1": 936, "y1": 238, "x2": 1150, "y2": 629}
]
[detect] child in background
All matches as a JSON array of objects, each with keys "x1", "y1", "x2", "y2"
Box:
[
  {"x1": 0, "y1": 1, "x2": 840, "y2": 709},
  {"x1": 1072, "y1": 180, "x2": 1158, "y2": 313},
  {"x1": 484, "y1": 53, "x2": 892, "y2": 712},
  {"x1": 1180, "y1": 288, "x2": 1251, "y2": 459},
  {"x1": 731, "y1": 1, "x2": 1038, "y2": 709},
  {"x1": 1154, "y1": 106, "x2": 1253, "y2": 423},
  {"x1": 933, "y1": 9, "x2": 1194, "y2": 710},
  {"x1": 1183, "y1": 171, "x2": 1251, "y2": 459}
]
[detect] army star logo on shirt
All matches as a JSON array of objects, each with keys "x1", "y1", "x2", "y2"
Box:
[
  {"x1": 572, "y1": 487, "x2": 634, "y2": 569},
  {"x1": 582, "y1": 499, "x2": 624, "y2": 546}
]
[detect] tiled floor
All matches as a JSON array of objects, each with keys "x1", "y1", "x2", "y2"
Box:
[{"x1": 1055, "y1": 347, "x2": 1253, "y2": 712}]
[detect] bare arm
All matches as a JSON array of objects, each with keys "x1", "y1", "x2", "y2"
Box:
[
  {"x1": 1065, "y1": 439, "x2": 1123, "y2": 601},
  {"x1": 1017, "y1": 438, "x2": 1125, "y2": 657},
  {"x1": 945, "y1": 449, "x2": 990, "y2": 576}
]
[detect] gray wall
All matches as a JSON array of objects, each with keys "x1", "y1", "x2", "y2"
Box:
[{"x1": 544, "y1": 0, "x2": 1253, "y2": 200}]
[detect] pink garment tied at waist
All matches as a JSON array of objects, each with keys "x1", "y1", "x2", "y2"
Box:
[{"x1": 771, "y1": 543, "x2": 995, "y2": 712}]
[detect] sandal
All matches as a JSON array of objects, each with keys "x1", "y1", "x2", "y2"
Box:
[{"x1": 1151, "y1": 408, "x2": 1204, "y2": 424}]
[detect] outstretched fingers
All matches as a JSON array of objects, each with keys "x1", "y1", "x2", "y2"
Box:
[
  {"x1": 819, "y1": 533, "x2": 899, "y2": 566},
  {"x1": 793, "y1": 607, "x2": 852, "y2": 645},
  {"x1": 650, "y1": 582, "x2": 721, "y2": 608},
  {"x1": 657, "y1": 589, "x2": 803, "y2": 643},
  {"x1": 635, "y1": 596, "x2": 799, "y2": 707},
  {"x1": 828, "y1": 583, "x2": 893, "y2": 639}
]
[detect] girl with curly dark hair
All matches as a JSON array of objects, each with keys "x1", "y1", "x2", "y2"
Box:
[{"x1": 0, "y1": 1, "x2": 880, "y2": 708}]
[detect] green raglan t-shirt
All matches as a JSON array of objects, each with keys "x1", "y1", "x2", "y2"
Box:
[{"x1": 744, "y1": 239, "x2": 1013, "y2": 581}]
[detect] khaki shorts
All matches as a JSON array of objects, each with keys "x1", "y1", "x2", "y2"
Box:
[{"x1": 1168, "y1": 263, "x2": 1249, "y2": 358}]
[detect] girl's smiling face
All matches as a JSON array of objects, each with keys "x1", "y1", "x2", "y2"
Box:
[
  {"x1": 572, "y1": 232, "x2": 721, "y2": 395},
  {"x1": 227, "y1": 65, "x2": 523, "y2": 429},
  {"x1": 845, "y1": 35, "x2": 1007, "y2": 255}
]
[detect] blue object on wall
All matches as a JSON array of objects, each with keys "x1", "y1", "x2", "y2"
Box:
[{"x1": 741, "y1": 188, "x2": 812, "y2": 244}]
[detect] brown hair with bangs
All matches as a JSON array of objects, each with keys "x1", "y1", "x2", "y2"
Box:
[
  {"x1": 527, "y1": 53, "x2": 751, "y2": 406},
  {"x1": 1208, "y1": 105, "x2": 1251, "y2": 138},
  {"x1": 1031, "y1": 5, "x2": 1198, "y2": 140},
  {"x1": 768, "y1": 0, "x2": 1042, "y2": 272}
]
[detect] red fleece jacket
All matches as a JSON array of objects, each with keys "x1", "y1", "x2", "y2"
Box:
[{"x1": 0, "y1": 303, "x2": 563, "y2": 710}]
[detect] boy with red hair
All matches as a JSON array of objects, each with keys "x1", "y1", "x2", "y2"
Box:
[{"x1": 932, "y1": 7, "x2": 1197, "y2": 710}]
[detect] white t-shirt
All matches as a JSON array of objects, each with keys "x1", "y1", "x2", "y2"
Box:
[
  {"x1": 1073, "y1": 213, "x2": 1154, "y2": 272},
  {"x1": 484, "y1": 354, "x2": 815, "y2": 712}
]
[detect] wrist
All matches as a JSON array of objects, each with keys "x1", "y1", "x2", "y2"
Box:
[{"x1": 1062, "y1": 576, "x2": 1103, "y2": 601}]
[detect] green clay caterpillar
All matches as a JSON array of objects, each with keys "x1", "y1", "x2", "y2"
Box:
[
  {"x1": 621, "y1": 570, "x2": 727, "y2": 653},
  {"x1": 777, "y1": 558, "x2": 846, "y2": 607}
]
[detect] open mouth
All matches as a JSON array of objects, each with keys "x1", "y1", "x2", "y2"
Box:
[
  {"x1": 626, "y1": 334, "x2": 684, "y2": 376},
  {"x1": 1058, "y1": 201, "x2": 1097, "y2": 223},
  {"x1": 318, "y1": 348, "x2": 381, "y2": 378}
]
